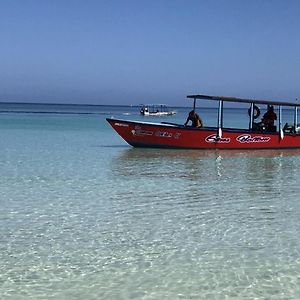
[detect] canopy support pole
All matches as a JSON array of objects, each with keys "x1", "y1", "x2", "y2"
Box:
[
  {"x1": 217, "y1": 100, "x2": 223, "y2": 138},
  {"x1": 193, "y1": 97, "x2": 196, "y2": 111},
  {"x1": 249, "y1": 103, "x2": 254, "y2": 130},
  {"x1": 279, "y1": 105, "x2": 284, "y2": 140},
  {"x1": 294, "y1": 106, "x2": 298, "y2": 133}
]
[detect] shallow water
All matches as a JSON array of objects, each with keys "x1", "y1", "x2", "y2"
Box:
[{"x1": 1, "y1": 104, "x2": 300, "y2": 299}]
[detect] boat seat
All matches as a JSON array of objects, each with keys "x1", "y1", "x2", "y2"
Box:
[
  {"x1": 252, "y1": 122, "x2": 264, "y2": 132},
  {"x1": 266, "y1": 125, "x2": 277, "y2": 132},
  {"x1": 252, "y1": 123, "x2": 277, "y2": 132},
  {"x1": 283, "y1": 123, "x2": 295, "y2": 133}
]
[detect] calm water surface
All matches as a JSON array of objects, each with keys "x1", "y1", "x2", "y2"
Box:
[{"x1": 1, "y1": 104, "x2": 300, "y2": 299}]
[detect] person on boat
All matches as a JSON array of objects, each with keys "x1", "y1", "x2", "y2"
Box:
[
  {"x1": 261, "y1": 105, "x2": 277, "y2": 131},
  {"x1": 184, "y1": 110, "x2": 203, "y2": 128}
]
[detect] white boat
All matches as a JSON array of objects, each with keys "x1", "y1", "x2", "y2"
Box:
[{"x1": 140, "y1": 104, "x2": 176, "y2": 116}]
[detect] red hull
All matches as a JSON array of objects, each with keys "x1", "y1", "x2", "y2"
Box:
[{"x1": 107, "y1": 118, "x2": 300, "y2": 149}]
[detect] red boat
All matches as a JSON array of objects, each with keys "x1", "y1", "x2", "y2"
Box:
[{"x1": 107, "y1": 94, "x2": 300, "y2": 149}]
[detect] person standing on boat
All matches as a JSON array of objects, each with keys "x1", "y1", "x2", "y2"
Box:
[
  {"x1": 261, "y1": 105, "x2": 277, "y2": 130},
  {"x1": 184, "y1": 110, "x2": 203, "y2": 128}
]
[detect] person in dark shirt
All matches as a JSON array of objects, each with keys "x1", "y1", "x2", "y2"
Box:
[
  {"x1": 261, "y1": 105, "x2": 277, "y2": 130},
  {"x1": 184, "y1": 110, "x2": 203, "y2": 128}
]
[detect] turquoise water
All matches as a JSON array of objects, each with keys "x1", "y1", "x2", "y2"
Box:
[{"x1": 1, "y1": 104, "x2": 300, "y2": 299}]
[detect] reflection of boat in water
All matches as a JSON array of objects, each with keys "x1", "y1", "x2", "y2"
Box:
[
  {"x1": 140, "y1": 104, "x2": 176, "y2": 116},
  {"x1": 107, "y1": 94, "x2": 300, "y2": 150},
  {"x1": 116, "y1": 147, "x2": 300, "y2": 160},
  {"x1": 111, "y1": 147, "x2": 300, "y2": 183}
]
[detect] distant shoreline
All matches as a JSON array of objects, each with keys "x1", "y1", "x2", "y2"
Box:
[{"x1": 0, "y1": 101, "x2": 140, "y2": 107}]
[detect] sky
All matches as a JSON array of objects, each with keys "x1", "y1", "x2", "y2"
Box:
[{"x1": 1, "y1": 0, "x2": 300, "y2": 105}]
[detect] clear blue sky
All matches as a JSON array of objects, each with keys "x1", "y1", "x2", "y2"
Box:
[{"x1": 1, "y1": 0, "x2": 300, "y2": 105}]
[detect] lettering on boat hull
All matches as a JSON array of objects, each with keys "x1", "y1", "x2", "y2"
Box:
[
  {"x1": 131, "y1": 126, "x2": 182, "y2": 139},
  {"x1": 131, "y1": 126, "x2": 153, "y2": 136},
  {"x1": 205, "y1": 134, "x2": 231, "y2": 143},
  {"x1": 155, "y1": 131, "x2": 172, "y2": 138},
  {"x1": 237, "y1": 134, "x2": 271, "y2": 143},
  {"x1": 154, "y1": 131, "x2": 182, "y2": 139},
  {"x1": 114, "y1": 122, "x2": 129, "y2": 127},
  {"x1": 131, "y1": 130, "x2": 154, "y2": 136}
]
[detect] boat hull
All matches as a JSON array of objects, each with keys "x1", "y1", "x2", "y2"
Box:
[{"x1": 106, "y1": 118, "x2": 300, "y2": 149}]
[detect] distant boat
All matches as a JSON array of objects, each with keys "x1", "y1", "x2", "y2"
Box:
[{"x1": 140, "y1": 104, "x2": 176, "y2": 116}]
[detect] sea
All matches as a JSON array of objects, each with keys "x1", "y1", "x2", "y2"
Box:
[{"x1": 1, "y1": 102, "x2": 300, "y2": 300}]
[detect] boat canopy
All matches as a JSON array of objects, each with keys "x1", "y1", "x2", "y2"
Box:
[
  {"x1": 187, "y1": 94, "x2": 300, "y2": 107},
  {"x1": 187, "y1": 94, "x2": 300, "y2": 140}
]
